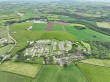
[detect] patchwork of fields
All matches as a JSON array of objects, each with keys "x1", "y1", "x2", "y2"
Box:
[
  {"x1": 0, "y1": 21, "x2": 110, "y2": 82},
  {"x1": 0, "y1": 71, "x2": 31, "y2": 82},
  {"x1": 0, "y1": 61, "x2": 42, "y2": 78},
  {"x1": 78, "y1": 63, "x2": 110, "y2": 82},
  {"x1": 81, "y1": 58, "x2": 110, "y2": 67},
  {"x1": 32, "y1": 64, "x2": 87, "y2": 82}
]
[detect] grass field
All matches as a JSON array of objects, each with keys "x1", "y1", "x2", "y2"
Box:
[
  {"x1": 32, "y1": 23, "x2": 47, "y2": 31},
  {"x1": 69, "y1": 23, "x2": 86, "y2": 27},
  {"x1": 32, "y1": 64, "x2": 87, "y2": 82},
  {"x1": 0, "y1": 27, "x2": 8, "y2": 37},
  {"x1": 52, "y1": 24, "x2": 63, "y2": 31},
  {"x1": 0, "y1": 71, "x2": 31, "y2": 82},
  {"x1": 81, "y1": 58, "x2": 110, "y2": 67},
  {"x1": 47, "y1": 15, "x2": 60, "y2": 21},
  {"x1": 0, "y1": 61, "x2": 42, "y2": 78},
  {"x1": 97, "y1": 22, "x2": 110, "y2": 28},
  {"x1": 64, "y1": 25, "x2": 110, "y2": 41},
  {"x1": 23, "y1": 13, "x2": 36, "y2": 20},
  {"x1": 0, "y1": 45, "x2": 12, "y2": 56},
  {"x1": 78, "y1": 63, "x2": 110, "y2": 82}
]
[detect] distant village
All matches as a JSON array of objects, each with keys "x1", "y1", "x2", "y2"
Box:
[{"x1": 14, "y1": 40, "x2": 90, "y2": 67}]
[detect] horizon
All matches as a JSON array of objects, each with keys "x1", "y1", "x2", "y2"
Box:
[{"x1": 0, "y1": 0, "x2": 110, "y2": 2}]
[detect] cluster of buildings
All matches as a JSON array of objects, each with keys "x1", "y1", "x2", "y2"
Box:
[
  {"x1": 0, "y1": 38, "x2": 8, "y2": 47},
  {"x1": 25, "y1": 40, "x2": 72, "y2": 58},
  {"x1": 15, "y1": 40, "x2": 90, "y2": 66}
]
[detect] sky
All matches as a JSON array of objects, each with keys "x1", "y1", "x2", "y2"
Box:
[{"x1": 0, "y1": 0, "x2": 110, "y2": 2}]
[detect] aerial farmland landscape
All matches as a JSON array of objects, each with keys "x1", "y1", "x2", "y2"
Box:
[{"x1": 0, "y1": 0, "x2": 110, "y2": 82}]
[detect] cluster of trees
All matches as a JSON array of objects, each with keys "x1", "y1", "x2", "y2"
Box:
[
  {"x1": 74, "y1": 26, "x2": 86, "y2": 30},
  {"x1": 88, "y1": 41, "x2": 110, "y2": 59},
  {"x1": 4, "y1": 16, "x2": 48, "y2": 26},
  {"x1": 72, "y1": 21, "x2": 110, "y2": 36}
]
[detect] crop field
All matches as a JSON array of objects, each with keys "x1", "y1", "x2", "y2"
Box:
[
  {"x1": 0, "y1": 71, "x2": 31, "y2": 82},
  {"x1": 64, "y1": 25, "x2": 110, "y2": 41},
  {"x1": 52, "y1": 24, "x2": 63, "y2": 31},
  {"x1": 32, "y1": 23, "x2": 47, "y2": 31},
  {"x1": 81, "y1": 58, "x2": 110, "y2": 67},
  {"x1": 97, "y1": 22, "x2": 110, "y2": 28},
  {"x1": 78, "y1": 63, "x2": 110, "y2": 82},
  {"x1": 0, "y1": 61, "x2": 42, "y2": 78},
  {"x1": 32, "y1": 64, "x2": 87, "y2": 82}
]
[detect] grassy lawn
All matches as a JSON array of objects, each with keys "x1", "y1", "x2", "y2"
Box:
[
  {"x1": 78, "y1": 63, "x2": 110, "y2": 82},
  {"x1": 64, "y1": 25, "x2": 110, "y2": 41},
  {"x1": 0, "y1": 71, "x2": 32, "y2": 82},
  {"x1": 81, "y1": 58, "x2": 110, "y2": 67},
  {"x1": 0, "y1": 45, "x2": 12, "y2": 56},
  {"x1": 0, "y1": 61, "x2": 42, "y2": 78},
  {"x1": 97, "y1": 22, "x2": 110, "y2": 28},
  {"x1": 32, "y1": 23, "x2": 47, "y2": 31},
  {"x1": 32, "y1": 64, "x2": 87, "y2": 82},
  {"x1": 52, "y1": 24, "x2": 63, "y2": 31}
]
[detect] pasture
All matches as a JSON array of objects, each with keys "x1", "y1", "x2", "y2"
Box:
[
  {"x1": 52, "y1": 24, "x2": 63, "y2": 31},
  {"x1": 0, "y1": 45, "x2": 12, "y2": 56},
  {"x1": 78, "y1": 63, "x2": 110, "y2": 82},
  {"x1": 10, "y1": 24, "x2": 76, "y2": 56},
  {"x1": 64, "y1": 25, "x2": 110, "y2": 41},
  {"x1": 0, "y1": 71, "x2": 31, "y2": 82},
  {"x1": 0, "y1": 27, "x2": 8, "y2": 38},
  {"x1": 32, "y1": 64, "x2": 87, "y2": 82},
  {"x1": 69, "y1": 23, "x2": 86, "y2": 27},
  {"x1": 32, "y1": 23, "x2": 47, "y2": 31},
  {"x1": 0, "y1": 61, "x2": 42, "y2": 78},
  {"x1": 97, "y1": 22, "x2": 110, "y2": 28},
  {"x1": 81, "y1": 58, "x2": 110, "y2": 67},
  {"x1": 23, "y1": 13, "x2": 36, "y2": 20}
]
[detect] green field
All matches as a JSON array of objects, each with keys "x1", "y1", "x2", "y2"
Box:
[
  {"x1": 0, "y1": 71, "x2": 31, "y2": 82},
  {"x1": 64, "y1": 25, "x2": 110, "y2": 41},
  {"x1": 23, "y1": 13, "x2": 36, "y2": 20},
  {"x1": 0, "y1": 45, "x2": 12, "y2": 56},
  {"x1": 32, "y1": 23, "x2": 47, "y2": 31},
  {"x1": 52, "y1": 24, "x2": 63, "y2": 31},
  {"x1": 81, "y1": 58, "x2": 110, "y2": 67},
  {"x1": 10, "y1": 22, "x2": 76, "y2": 56},
  {"x1": 97, "y1": 22, "x2": 110, "y2": 28},
  {"x1": 0, "y1": 61, "x2": 42, "y2": 78},
  {"x1": 0, "y1": 27, "x2": 8, "y2": 38},
  {"x1": 78, "y1": 63, "x2": 110, "y2": 82},
  {"x1": 69, "y1": 23, "x2": 86, "y2": 27},
  {"x1": 47, "y1": 15, "x2": 76, "y2": 22},
  {"x1": 32, "y1": 64, "x2": 87, "y2": 82},
  {"x1": 47, "y1": 15, "x2": 60, "y2": 21}
]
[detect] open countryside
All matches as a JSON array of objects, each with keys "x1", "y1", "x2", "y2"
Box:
[{"x1": 0, "y1": 0, "x2": 110, "y2": 82}]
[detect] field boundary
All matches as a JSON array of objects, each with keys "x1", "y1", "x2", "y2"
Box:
[
  {"x1": 31, "y1": 65, "x2": 43, "y2": 82},
  {"x1": 79, "y1": 62, "x2": 110, "y2": 68},
  {"x1": 77, "y1": 64, "x2": 90, "y2": 82},
  {"x1": 0, "y1": 70, "x2": 32, "y2": 78}
]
